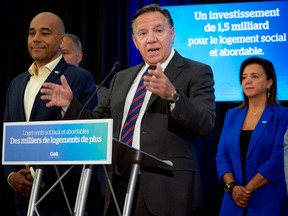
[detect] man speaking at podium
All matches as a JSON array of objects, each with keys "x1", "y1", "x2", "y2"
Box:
[
  {"x1": 40, "y1": 4, "x2": 216, "y2": 216},
  {"x1": 2, "y1": 12, "x2": 98, "y2": 215}
]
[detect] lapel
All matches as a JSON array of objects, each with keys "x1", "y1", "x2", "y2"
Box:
[
  {"x1": 146, "y1": 51, "x2": 184, "y2": 110},
  {"x1": 114, "y1": 64, "x2": 143, "y2": 119},
  {"x1": 247, "y1": 105, "x2": 274, "y2": 156},
  {"x1": 29, "y1": 58, "x2": 66, "y2": 120},
  {"x1": 17, "y1": 73, "x2": 31, "y2": 120},
  {"x1": 232, "y1": 107, "x2": 248, "y2": 157},
  {"x1": 126, "y1": 64, "x2": 144, "y2": 91}
]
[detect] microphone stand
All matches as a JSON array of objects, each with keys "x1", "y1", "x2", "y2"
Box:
[
  {"x1": 73, "y1": 61, "x2": 121, "y2": 216},
  {"x1": 77, "y1": 61, "x2": 121, "y2": 119}
]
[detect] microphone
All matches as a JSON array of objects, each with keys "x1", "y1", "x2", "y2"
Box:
[{"x1": 77, "y1": 61, "x2": 121, "y2": 119}]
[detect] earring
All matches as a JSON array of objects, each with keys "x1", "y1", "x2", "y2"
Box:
[{"x1": 267, "y1": 87, "x2": 270, "y2": 99}]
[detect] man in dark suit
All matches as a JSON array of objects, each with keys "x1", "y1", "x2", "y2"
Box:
[
  {"x1": 40, "y1": 4, "x2": 216, "y2": 216},
  {"x1": 2, "y1": 12, "x2": 98, "y2": 216}
]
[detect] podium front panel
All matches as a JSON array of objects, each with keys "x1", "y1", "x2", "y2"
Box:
[{"x1": 2, "y1": 119, "x2": 113, "y2": 165}]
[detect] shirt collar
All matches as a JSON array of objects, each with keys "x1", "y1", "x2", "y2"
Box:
[{"x1": 28, "y1": 55, "x2": 62, "y2": 76}]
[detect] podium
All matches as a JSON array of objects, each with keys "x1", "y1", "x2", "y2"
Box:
[
  {"x1": 75, "y1": 138, "x2": 173, "y2": 216},
  {"x1": 23, "y1": 138, "x2": 172, "y2": 216},
  {"x1": 2, "y1": 120, "x2": 172, "y2": 216},
  {"x1": 109, "y1": 138, "x2": 173, "y2": 216},
  {"x1": 2, "y1": 120, "x2": 113, "y2": 216}
]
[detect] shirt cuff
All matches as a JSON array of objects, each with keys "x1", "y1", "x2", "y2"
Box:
[
  {"x1": 169, "y1": 103, "x2": 176, "y2": 111},
  {"x1": 61, "y1": 103, "x2": 70, "y2": 117},
  {"x1": 7, "y1": 172, "x2": 17, "y2": 191}
]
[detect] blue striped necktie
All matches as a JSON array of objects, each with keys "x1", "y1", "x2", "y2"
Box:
[{"x1": 120, "y1": 65, "x2": 156, "y2": 146}]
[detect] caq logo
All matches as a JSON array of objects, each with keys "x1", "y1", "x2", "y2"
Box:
[{"x1": 50, "y1": 151, "x2": 59, "y2": 157}]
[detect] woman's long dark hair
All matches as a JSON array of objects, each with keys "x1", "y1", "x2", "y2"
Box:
[{"x1": 239, "y1": 56, "x2": 278, "y2": 109}]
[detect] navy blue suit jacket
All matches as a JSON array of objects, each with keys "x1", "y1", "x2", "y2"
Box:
[{"x1": 2, "y1": 57, "x2": 98, "y2": 216}]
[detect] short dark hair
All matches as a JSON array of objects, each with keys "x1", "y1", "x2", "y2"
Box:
[
  {"x1": 131, "y1": 4, "x2": 174, "y2": 34},
  {"x1": 239, "y1": 56, "x2": 278, "y2": 108}
]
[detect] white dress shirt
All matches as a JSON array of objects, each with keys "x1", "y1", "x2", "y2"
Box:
[
  {"x1": 120, "y1": 49, "x2": 175, "y2": 149},
  {"x1": 24, "y1": 55, "x2": 62, "y2": 120}
]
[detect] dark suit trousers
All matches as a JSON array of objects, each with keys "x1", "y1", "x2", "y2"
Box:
[{"x1": 106, "y1": 174, "x2": 155, "y2": 216}]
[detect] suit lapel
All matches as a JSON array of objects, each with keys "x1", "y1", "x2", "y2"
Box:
[
  {"x1": 146, "y1": 51, "x2": 184, "y2": 110},
  {"x1": 164, "y1": 51, "x2": 184, "y2": 82},
  {"x1": 232, "y1": 107, "x2": 247, "y2": 158},
  {"x1": 29, "y1": 58, "x2": 66, "y2": 120},
  {"x1": 247, "y1": 105, "x2": 273, "y2": 156},
  {"x1": 17, "y1": 73, "x2": 31, "y2": 120},
  {"x1": 114, "y1": 64, "x2": 143, "y2": 120}
]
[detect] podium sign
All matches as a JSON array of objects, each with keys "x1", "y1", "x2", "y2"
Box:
[{"x1": 2, "y1": 119, "x2": 113, "y2": 165}]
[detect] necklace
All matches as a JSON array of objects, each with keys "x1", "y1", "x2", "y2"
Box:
[{"x1": 250, "y1": 107, "x2": 264, "y2": 117}]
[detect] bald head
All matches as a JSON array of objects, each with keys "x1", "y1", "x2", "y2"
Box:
[
  {"x1": 28, "y1": 12, "x2": 65, "y2": 67},
  {"x1": 30, "y1": 12, "x2": 65, "y2": 35}
]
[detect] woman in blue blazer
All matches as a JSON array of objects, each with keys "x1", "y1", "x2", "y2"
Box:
[{"x1": 216, "y1": 57, "x2": 288, "y2": 216}]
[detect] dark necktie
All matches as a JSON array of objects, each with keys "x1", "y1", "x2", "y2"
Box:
[
  {"x1": 116, "y1": 65, "x2": 155, "y2": 177},
  {"x1": 120, "y1": 65, "x2": 155, "y2": 146}
]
